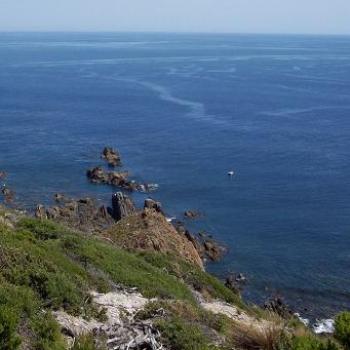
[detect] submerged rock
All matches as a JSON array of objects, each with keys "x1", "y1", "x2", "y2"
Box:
[
  {"x1": 184, "y1": 210, "x2": 202, "y2": 219},
  {"x1": 102, "y1": 147, "x2": 121, "y2": 167}
]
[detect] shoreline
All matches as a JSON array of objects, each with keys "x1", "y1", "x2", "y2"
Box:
[{"x1": 0, "y1": 147, "x2": 344, "y2": 325}]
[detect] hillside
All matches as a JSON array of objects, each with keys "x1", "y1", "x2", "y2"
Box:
[{"x1": 0, "y1": 204, "x2": 349, "y2": 350}]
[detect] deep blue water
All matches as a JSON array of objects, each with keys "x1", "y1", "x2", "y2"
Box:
[{"x1": 1, "y1": 32, "x2": 350, "y2": 318}]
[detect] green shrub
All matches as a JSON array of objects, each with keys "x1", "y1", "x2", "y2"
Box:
[
  {"x1": 290, "y1": 336, "x2": 341, "y2": 350},
  {"x1": 0, "y1": 306, "x2": 21, "y2": 350},
  {"x1": 17, "y1": 218, "x2": 66, "y2": 240},
  {"x1": 156, "y1": 317, "x2": 215, "y2": 350},
  {"x1": 334, "y1": 312, "x2": 350, "y2": 349},
  {"x1": 30, "y1": 312, "x2": 65, "y2": 350}
]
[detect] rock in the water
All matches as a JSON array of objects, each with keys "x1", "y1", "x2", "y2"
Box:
[
  {"x1": 86, "y1": 167, "x2": 108, "y2": 184},
  {"x1": 102, "y1": 147, "x2": 121, "y2": 167},
  {"x1": 112, "y1": 192, "x2": 136, "y2": 221},
  {"x1": 225, "y1": 275, "x2": 241, "y2": 295},
  {"x1": 264, "y1": 296, "x2": 293, "y2": 319},
  {"x1": 86, "y1": 167, "x2": 146, "y2": 192},
  {"x1": 0, "y1": 171, "x2": 7, "y2": 180},
  {"x1": 1, "y1": 186, "x2": 15, "y2": 203},
  {"x1": 203, "y1": 239, "x2": 227, "y2": 262},
  {"x1": 184, "y1": 210, "x2": 201, "y2": 219}
]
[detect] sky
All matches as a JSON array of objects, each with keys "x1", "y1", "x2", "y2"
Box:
[{"x1": 1, "y1": 0, "x2": 350, "y2": 34}]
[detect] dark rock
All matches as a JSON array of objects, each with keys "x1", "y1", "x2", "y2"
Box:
[
  {"x1": 41, "y1": 195, "x2": 115, "y2": 233},
  {"x1": 203, "y1": 239, "x2": 227, "y2": 262},
  {"x1": 0, "y1": 171, "x2": 7, "y2": 180},
  {"x1": 184, "y1": 230, "x2": 204, "y2": 255},
  {"x1": 86, "y1": 167, "x2": 108, "y2": 183},
  {"x1": 1, "y1": 186, "x2": 15, "y2": 203},
  {"x1": 225, "y1": 275, "x2": 241, "y2": 295},
  {"x1": 54, "y1": 193, "x2": 67, "y2": 203},
  {"x1": 264, "y1": 296, "x2": 293, "y2": 319},
  {"x1": 102, "y1": 147, "x2": 121, "y2": 167},
  {"x1": 86, "y1": 167, "x2": 143, "y2": 192},
  {"x1": 235, "y1": 273, "x2": 247, "y2": 283},
  {"x1": 184, "y1": 210, "x2": 201, "y2": 219},
  {"x1": 112, "y1": 192, "x2": 136, "y2": 221}
]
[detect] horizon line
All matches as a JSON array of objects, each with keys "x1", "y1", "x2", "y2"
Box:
[{"x1": 1, "y1": 30, "x2": 350, "y2": 37}]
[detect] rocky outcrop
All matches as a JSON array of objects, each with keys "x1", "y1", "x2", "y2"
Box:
[
  {"x1": 86, "y1": 167, "x2": 156, "y2": 193},
  {"x1": 203, "y1": 240, "x2": 227, "y2": 261},
  {"x1": 112, "y1": 192, "x2": 136, "y2": 221},
  {"x1": 86, "y1": 167, "x2": 130, "y2": 187},
  {"x1": 54, "y1": 289, "x2": 164, "y2": 350},
  {"x1": 1, "y1": 186, "x2": 15, "y2": 203},
  {"x1": 184, "y1": 210, "x2": 202, "y2": 219},
  {"x1": 0, "y1": 171, "x2": 7, "y2": 180},
  {"x1": 144, "y1": 198, "x2": 163, "y2": 214},
  {"x1": 104, "y1": 206, "x2": 204, "y2": 269},
  {"x1": 35, "y1": 195, "x2": 115, "y2": 233},
  {"x1": 102, "y1": 147, "x2": 121, "y2": 167}
]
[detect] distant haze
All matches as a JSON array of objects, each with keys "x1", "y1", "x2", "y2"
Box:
[{"x1": 1, "y1": 0, "x2": 350, "y2": 34}]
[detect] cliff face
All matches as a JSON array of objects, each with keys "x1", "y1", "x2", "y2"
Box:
[{"x1": 103, "y1": 208, "x2": 204, "y2": 269}]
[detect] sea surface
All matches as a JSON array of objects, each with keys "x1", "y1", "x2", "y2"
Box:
[{"x1": 1, "y1": 32, "x2": 350, "y2": 319}]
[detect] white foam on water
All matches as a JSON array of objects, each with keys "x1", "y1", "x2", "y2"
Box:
[
  {"x1": 107, "y1": 76, "x2": 230, "y2": 127},
  {"x1": 312, "y1": 319, "x2": 335, "y2": 334},
  {"x1": 294, "y1": 313, "x2": 310, "y2": 327}
]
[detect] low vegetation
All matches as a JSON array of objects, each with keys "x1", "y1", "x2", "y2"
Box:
[{"x1": 0, "y1": 213, "x2": 349, "y2": 349}]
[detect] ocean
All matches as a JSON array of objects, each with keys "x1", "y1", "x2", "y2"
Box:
[{"x1": 1, "y1": 32, "x2": 350, "y2": 319}]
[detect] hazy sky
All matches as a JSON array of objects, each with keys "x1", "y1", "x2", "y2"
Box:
[{"x1": 1, "y1": 0, "x2": 350, "y2": 34}]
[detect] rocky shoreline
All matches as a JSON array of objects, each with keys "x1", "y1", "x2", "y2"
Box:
[{"x1": 0, "y1": 148, "x2": 341, "y2": 332}]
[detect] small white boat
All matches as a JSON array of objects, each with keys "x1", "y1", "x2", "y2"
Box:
[{"x1": 228, "y1": 170, "x2": 235, "y2": 176}]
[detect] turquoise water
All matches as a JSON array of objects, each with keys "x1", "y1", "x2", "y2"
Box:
[{"x1": 1, "y1": 32, "x2": 350, "y2": 318}]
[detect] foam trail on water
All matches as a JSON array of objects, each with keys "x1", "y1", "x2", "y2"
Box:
[{"x1": 106, "y1": 76, "x2": 230, "y2": 127}]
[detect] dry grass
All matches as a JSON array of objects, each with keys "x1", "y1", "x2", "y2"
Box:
[{"x1": 228, "y1": 312, "x2": 286, "y2": 350}]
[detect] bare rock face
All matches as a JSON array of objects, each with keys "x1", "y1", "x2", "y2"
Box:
[
  {"x1": 36, "y1": 195, "x2": 115, "y2": 233},
  {"x1": 112, "y1": 192, "x2": 136, "y2": 221},
  {"x1": 104, "y1": 208, "x2": 204, "y2": 269},
  {"x1": 102, "y1": 147, "x2": 121, "y2": 167}
]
